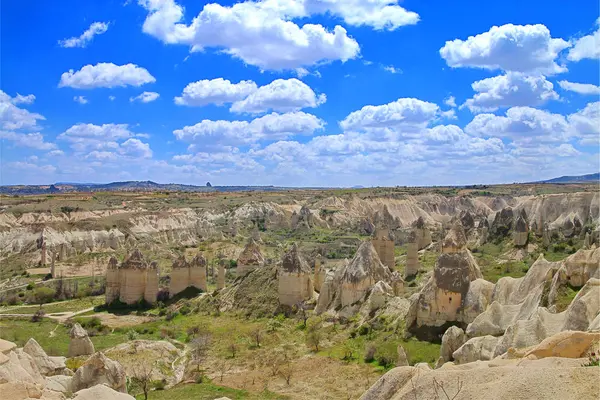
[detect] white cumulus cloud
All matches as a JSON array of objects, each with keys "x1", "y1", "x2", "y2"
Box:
[
  {"x1": 59, "y1": 63, "x2": 156, "y2": 89},
  {"x1": 130, "y1": 91, "x2": 160, "y2": 103},
  {"x1": 439, "y1": 24, "x2": 570, "y2": 74},
  {"x1": 174, "y1": 78, "x2": 257, "y2": 107},
  {"x1": 0, "y1": 90, "x2": 45, "y2": 130},
  {"x1": 567, "y1": 18, "x2": 600, "y2": 62},
  {"x1": 230, "y1": 79, "x2": 326, "y2": 114},
  {"x1": 73, "y1": 95, "x2": 88, "y2": 104},
  {"x1": 558, "y1": 81, "x2": 600, "y2": 95},
  {"x1": 59, "y1": 22, "x2": 109, "y2": 48},
  {"x1": 340, "y1": 98, "x2": 440, "y2": 131},
  {"x1": 462, "y1": 73, "x2": 559, "y2": 113},
  {"x1": 173, "y1": 111, "x2": 324, "y2": 147},
  {"x1": 138, "y1": 0, "x2": 360, "y2": 70}
]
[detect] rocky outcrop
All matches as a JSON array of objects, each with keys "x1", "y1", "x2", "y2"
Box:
[
  {"x1": 371, "y1": 228, "x2": 395, "y2": 270},
  {"x1": 23, "y1": 339, "x2": 68, "y2": 377},
  {"x1": 523, "y1": 330, "x2": 600, "y2": 359},
  {"x1": 105, "y1": 249, "x2": 159, "y2": 305},
  {"x1": 236, "y1": 238, "x2": 264, "y2": 276},
  {"x1": 413, "y1": 216, "x2": 432, "y2": 250},
  {"x1": 360, "y1": 356, "x2": 600, "y2": 400},
  {"x1": 513, "y1": 210, "x2": 529, "y2": 247},
  {"x1": 72, "y1": 385, "x2": 135, "y2": 400},
  {"x1": 408, "y1": 223, "x2": 486, "y2": 331},
  {"x1": 71, "y1": 352, "x2": 127, "y2": 393},
  {"x1": 440, "y1": 326, "x2": 466, "y2": 362},
  {"x1": 169, "y1": 252, "x2": 208, "y2": 297},
  {"x1": 490, "y1": 207, "x2": 514, "y2": 239},
  {"x1": 452, "y1": 335, "x2": 499, "y2": 364},
  {"x1": 316, "y1": 241, "x2": 395, "y2": 315},
  {"x1": 396, "y1": 345, "x2": 408, "y2": 367},
  {"x1": 68, "y1": 324, "x2": 95, "y2": 358},
  {"x1": 278, "y1": 244, "x2": 313, "y2": 306}
]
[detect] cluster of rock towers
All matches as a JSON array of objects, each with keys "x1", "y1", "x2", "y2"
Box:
[{"x1": 105, "y1": 249, "x2": 221, "y2": 305}]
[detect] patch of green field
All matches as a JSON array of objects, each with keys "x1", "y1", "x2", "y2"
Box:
[
  {"x1": 0, "y1": 296, "x2": 104, "y2": 315},
  {"x1": 0, "y1": 319, "x2": 69, "y2": 355},
  {"x1": 554, "y1": 285, "x2": 579, "y2": 312},
  {"x1": 136, "y1": 381, "x2": 287, "y2": 400}
]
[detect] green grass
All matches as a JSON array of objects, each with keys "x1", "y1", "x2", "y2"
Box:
[
  {"x1": 135, "y1": 381, "x2": 287, "y2": 400},
  {"x1": 554, "y1": 285, "x2": 579, "y2": 312},
  {"x1": 0, "y1": 296, "x2": 104, "y2": 315},
  {"x1": 0, "y1": 319, "x2": 70, "y2": 355}
]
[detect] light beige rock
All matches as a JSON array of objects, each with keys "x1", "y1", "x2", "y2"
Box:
[
  {"x1": 0, "y1": 339, "x2": 17, "y2": 355},
  {"x1": 404, "y1": 242, "x2": 418, "y2": 279},
  {"x1": 278, "y1": 244, "x2": 313, "y2": 306},
  {"x1": 104, "y1": 250, "x2": 159, "y2": 305},
  {"x1": 524, "y1": 330, "x2": 600, "y2": 359},
  {"x1": 441, "y1": 221, "x2": 467, "y2": 254},
  {"x1": 396, "y1": 345, "x2": 409, "y2": 367},
  {"x1": 236, "y1": 238, "x2": 264, "y2": 276},
  {"x1": 452, "y1": 335, "x2": 499, "y2": 364},
  {"x1": 72, "y1": 384, "x2": 135, "y2": 400},
  {"x1": 45, "y1": 375, "x2": 72, "y2": 393},
  {"x1": 68, "y1": 324, "x2": 95, "y2": 358},
  {"x1": 563, "y1": 247, "x2": 600, "y2": 287},
  {"x1": 313, "y1": 255, "x2": 325, "y2": 292},
  {"x1": 371, "y1": 228, "x2": 395, "y2": 270},
  {"x1": 71, "y1": 353, "x2": 127, "y2": 393},
  {"x1": 513, "y1": 212, "x2": 529, "y2": 247},
  {"x1": 23, "y1": 338, "x2": 67, "y2": 377},
  {"x1": 362, "y1": 356, "x2": 600, "y2": 400},
  {"x1": 440, "y1": 326, "x2": 466, "y2": 362},
  {"x1": 0, "y1": 349, "x2": 45, "y2": 387},
  {"x1": 562, "y1": 278, "x2": 600, "y2": 331}
]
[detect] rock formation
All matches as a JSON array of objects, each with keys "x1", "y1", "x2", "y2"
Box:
[
  {"x1": 169, "y1": 253, "x2": 207, "y2": 297},
  {"x1": 413, "y1": 216, "x2": 432, "y2": 250},
  {"x1": 68, "y1": 323, "x2": 95, "y2": 358},
  {"x1": 490, "y1": 207, "x2": 514, "y2": 239},
  {"x1": 513, "y1": 209, "x2": 529, "y2": 247},
  {"x1": 407, "y1": 222, "x2": 487, "y2": 332},
  {"x1": 371, "y1": 228, "x2": 395, "y2": 270},
  {"x1": 236, "y1": 238, "x2": 264, "y2": 276},
  {"x1": 313, "y1": 254, "x2": 325, "y2": 292},
  {"x1": 440, "y1": 326, "x2": 466, "y2": 362},
  {"x1": 404, "y1": 241, "x2": 419, "y2": 279},
  {"x1": 278, "y1": 244, "x2": 313, "y2": 306},
  {"x1": 104, "y1": 249, "x2": 159, "y2": 305},
  {"x1": 217, "y1": 262, "x2": 225, "y2": 290},
  {"x1": 316, "y1": 241, "x2": 395, "y2": 315},
  {"x1": 71, "y1": 352, "x2": 127, "y2": 393},
  {"x1": 23, "y1": 338, "x2": 68, "y2": 377}
]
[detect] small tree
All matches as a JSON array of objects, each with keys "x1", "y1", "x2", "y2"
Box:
[
  {"x1": 306, "y1": 329, "x2": 322, "y2": 352},
  {"x1": 228, "y1": 341, "x2": 238, "y2": 358},
  {"x1": 216, "y1": 359, "x2": 231, "y2": 382},
  {"x1": 294, "y1": 302, "x2": 309, "y2": 327},
  {"x1": 132, "y1": 363, "x2": 155, "y2": 400},
  {"x1": 279, "y1": 359, "x2": 294, "y2": 386},
  {"x1": 249, "y1": 327, "x2": 263, "y2": 348},
  {"x1": 190, "y1": 329, "x2": 212, "y2": 380},
  {"x1": 31, "y1": 286, "x2": 56, "y2": 308}
]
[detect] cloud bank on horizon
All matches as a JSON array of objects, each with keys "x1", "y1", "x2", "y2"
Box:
[{"x1": 1, "y1": 0, "x2": 598, "y2": 186}]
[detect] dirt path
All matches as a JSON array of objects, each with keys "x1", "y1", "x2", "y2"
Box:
[{"x1": 0, "y1": 306, "x2": 94, "y2": 322}]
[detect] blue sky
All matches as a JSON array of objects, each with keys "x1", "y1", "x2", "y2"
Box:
[{"x1": 1, "y1": 0, "x2": 599, "y2": 186}]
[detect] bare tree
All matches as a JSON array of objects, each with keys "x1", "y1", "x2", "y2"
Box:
[
  {"x1": 190, "y1": 329, "x2": 212, "y2": 380},
  {"x1": 216, "y1": 359, "x2": 231, "y2": 382},
  {"x1": 306, "y1": 328, "x2": 322, "y2": 352},
  {"x1": 433, "y1": 376, "x2": 463, "y2": 400},
  {"x1": 228, "y1": 340, "x2": 238, "y2": 358},
  {"x1": 249, "y1": 327, "x2": 263, "y2": 348},
  {"x1": 132, "y1": 363, "x2": 155, "y2": 400},
  {"x1": 279, "y1": 359, "x2": 294, "y2": 386},
  {"x1": 294, "y1": 302, "x2": 309, "y2": 327}
]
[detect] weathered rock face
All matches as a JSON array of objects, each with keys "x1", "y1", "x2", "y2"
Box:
[
  {"x1": 490, "y1": 207, "x2": 514, "y2": 239},
  {"x1": 72, "y1": 384, "x2": 135, "y2": 400},
  {"x1": 413, "y1": 216, "x2": 432, "y2": 250},
  {"x1": 440, "y1": 326, "x2": 466, "y2": 362},
  {"x1": 316, "y1": 241, "x2": 395, "y2": 315},
  {"x1": 360, "y1": 356, "x2": 600, "y2": 400},
  {"x1": 404, "y1": 242, "x2": 419, "y2": 279},
  {"x1": 524, "y1": 330, "x2": 600, "y2": 359},
  {"x1": 459, "y1": 211, "x2": 475, "y2": 231},
  {"x1": 278, "y1": 244, "x2": 313, "y2": 306},
  {"x1": 23, "y1": 338, "x2": 67, "y2": 377},
  {"x1": 408, "y1": 223, "x2": 486, "y2": 331},
  {"x1": 68, "y1": 324, "x2": 95, "y2": 358},
  {"x1": 236, "y1": 238, "x2": 264, "y2": 276},
  {"x1": 452, "y1": 335, "x2": 499, "y2": 364},
  {"x1": 371, "y1": 228, "x2": 395, "y2": 270},
  {"x1": 169, "y1": 253, "x2": 208, "y2": 297},
  {"x1": 396, "y1": 345, "x2": 409, "y2": 367},
  {"x1": 442, "y1": 222, "x2": 467, "y2": 254},
  {"x1": 72, "y1": 352, "x2": 127, "y2": 393},
  {"x1": 513, "y1": 211, "x2": 529, "y2": 247},
  {"x1": 313, "y1": 255, "x2": 325, "y2": 292},
  {"x1": 562, "y1": 247, "x2": 600, "y2": 287},
  {"x1": 105, "y1": 249, "x2": 159, "y2": 305}
]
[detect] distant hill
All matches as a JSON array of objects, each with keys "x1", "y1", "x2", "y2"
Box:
[
  {"x1": 534, "y1": 173, "x2": 599, "y2": 184},
  {"x1": 0, "y1": 181, "x2": 331, "y2": 195}
]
